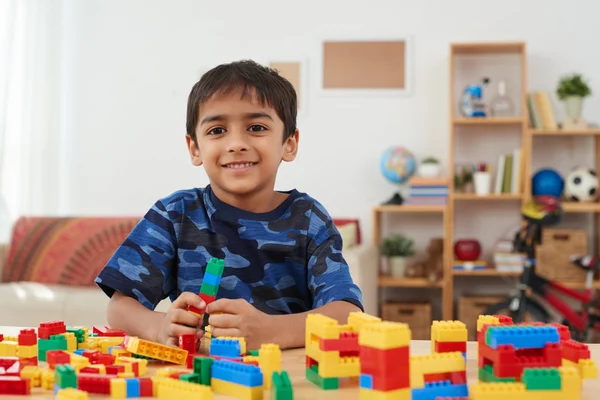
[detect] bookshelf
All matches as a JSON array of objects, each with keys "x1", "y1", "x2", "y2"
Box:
[{"x1": 445, "y1": 42, "x2": 528, "y2": 320}]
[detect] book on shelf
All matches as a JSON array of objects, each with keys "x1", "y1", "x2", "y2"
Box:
[
  {"x1": 493, "y1": 148, "x2": 523, "y2": 194},
  {"x1": 407, "y1": 177, "x2": 448, "y2": 204},
  {"x1": 453, "y1": 259, "x2": 490, "y2": 271},
  {"x1": 527, "y1": 91, "x2": 558, "y2": 130}
]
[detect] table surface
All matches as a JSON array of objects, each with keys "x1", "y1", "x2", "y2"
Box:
[{"x1": 1, "y1": 327, "x2": 598, "y2": 399}]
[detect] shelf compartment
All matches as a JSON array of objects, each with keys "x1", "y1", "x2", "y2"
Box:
[
  {"x1": 562, "y1": 202, "x2": 600, "y2": 213},
  {"x1": 530, "y1": 129, "x2": 600, "y2": 136},
  {"x1": 453, "y1": 193, "x2": 522, "y2": 200},
  {"x1": 374, "y1": 204, "x2": 447, "y2": 213},
  {"x1": 453, "y1": 117, "x2": 524, "y2": 125},
  {"x1": 378, "y1": 276, "x2": 444, "y2": 288},
  {"x1": 451, "y1": 42, "x2": 525, "y2": 55}
]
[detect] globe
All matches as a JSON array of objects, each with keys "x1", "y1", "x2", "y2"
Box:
[
  {"x1": 380, "y1": 146, "x2": 416, "y2": 205},
  {"x1": 381, "y1": 146, "x2": 416, "y2": 185}
]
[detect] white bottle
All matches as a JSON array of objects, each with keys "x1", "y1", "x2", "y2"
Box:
[{"x1": 490, "y1": 80, "x2": 515, "y2": 117}]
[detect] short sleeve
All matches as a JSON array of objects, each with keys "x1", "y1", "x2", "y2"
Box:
[
  {"x1": 94, "y1": 200, "x2": 178, "y2": 310},
  {"x1": 306, "y1": 200, "x2": 364, "y2": 311}
]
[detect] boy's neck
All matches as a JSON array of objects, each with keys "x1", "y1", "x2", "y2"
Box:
[{"x1": 210, "y1": 185, "x2": 289, "y2": 214}]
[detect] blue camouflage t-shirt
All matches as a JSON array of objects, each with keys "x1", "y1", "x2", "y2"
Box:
[{"x1": 95, "y1": 185, "x2": 363, "y2": 315}]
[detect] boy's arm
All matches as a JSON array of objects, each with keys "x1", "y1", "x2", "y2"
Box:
[{"x1": 107, "y1": 291, "x2": 167, "y2": 342}]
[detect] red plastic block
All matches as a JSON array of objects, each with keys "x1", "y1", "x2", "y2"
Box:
[
  {"x1": 360, "y1": 345, "x2": 409, "y2": 376},
  {"x1": 19, "y1": 357, "x2": 37, "y2": 367},
  {"x1": 479, "y1": 342, "x2": 562, "y2": 379},
  {"x1": 0, "y1": 376, "x2": 30, "y2": 395},
  {"x1": 179, "y1": 334, "x2": 196, "y2": 353},
  {"x1": 306, "y1": 356, "x2": 317, "y2": 369},
  {"x1": 450, "y1": 371, "x2": 467, "y2": 385},
  {"x1": 434, "y1": 341, "x2": 467, "y2": 353},
  {"x1": 169, "y1": 371, "x2": 189, "y2": 379},
  {"x1": 139, "y1": 377, "x2": 153, "y2": 397},
  {"x1": 244, "y1": 360, "x2": 259, "y2": 367},
  {"x1": 562, "y1": 339, "x2": 590, "y2": 363},
  {"x1": 77, "y1": 374, "x2": 115, "y2": 394},
  {"x1": 319, "y1": 332, "x2": 359, "y2": 353},
  {"x1": 199, "y1": 292, "x2": 216, "y2": 306},
  {"x1": 105, "y1": 365, "x2": 125, "y2": 375},
  {"x1": 186, "y1": 353, "x2": 203, "y2": 369},
  {"x1": 0, "y1": 334, "x2": 3, "y2": 342},
  {"x1": 90, "y1": 353, "x2": 116, "y2": 366},
  {"x1": 38, "y1": 321, "x2": 66, "y2": 339},
  {"x1": 93, "y1": 326, "x2": 126, "y2": 337},
  {"x1": 46, "y1": 350, "x2": 70, "y2": 369},
  {"x1": 17, "y1": 329, "x2": 37, "y2": 346},
  {"x1": 80, "y1": 367, "x2": 101, "y2": 374},
  {"x1": 0, "y1": 357, "x2": 20, "y2": 375}
]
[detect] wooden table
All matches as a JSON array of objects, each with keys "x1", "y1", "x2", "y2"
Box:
[{"x1": 1, "y1": 327, "x2": 598, "y2": 399}]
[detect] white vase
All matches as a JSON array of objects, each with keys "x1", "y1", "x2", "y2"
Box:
[
  {"x1": 564, "y1": 96, "x2": 583, "y2": 119},
  {"x1": 389, "y1": 256, "x2": 407, "y2": 277},
  {"x1": 419, "y1": 163, "x2": 441, "y2": 178}
]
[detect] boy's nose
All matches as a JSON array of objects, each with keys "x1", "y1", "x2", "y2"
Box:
[{"x1": 226, "y1": 131, "x2": 249, "y2": 152}]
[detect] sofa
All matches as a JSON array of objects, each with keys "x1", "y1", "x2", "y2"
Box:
[{"x1": 0, "y1": 216, "x2": 378, "y2": 328}]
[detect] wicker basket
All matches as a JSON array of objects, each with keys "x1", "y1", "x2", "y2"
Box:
[
  {"x1": 458, "y1": 296, "x2": 506, "y2": 341},
  {"x1": 535, "y1": 228, "x2": 588, "y2": 282},
  {"x1": 381, "y1": 302, "x2": 431, "y2": 340}
]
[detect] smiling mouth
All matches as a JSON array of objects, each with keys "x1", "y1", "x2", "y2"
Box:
[{"x1": 222, "y1": 162, "x2": 257, "y2": 169}]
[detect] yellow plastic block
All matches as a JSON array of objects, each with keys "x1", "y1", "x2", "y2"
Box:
[
  {"x1": 578, "y1": 358, "x2": 598, "y2": 380},
  {"x1": 116, "y1": 356, "x2": 148, "y2": 376},
  {"x1": 117, "y1": 372, "x2": 135, "y2": 378},
  {"x1": 205, "y1": 325, "x2": 212, "y2": 339},
  {"x1": 69, "y1": 353, "x2": 91, "y2": 371},
  {"x1": 156, "y1": 376, "x2": 213, "y2": 399},
  {"x1": 64, "y1": 332, "x2": 77, "y2": 352},
  {"x1": 56, "y1": 388, "x2": 89, "y2": 400},
  {"x1": 306, "y1": 314, "x2": 343, "y2": 342},
  {"x1": 41, "y1": 367, "x2": 55, "y2": 390},
  {"x1": 348, "y1": 311, "x2": 382, "y2": 333},
  {"x1": 359, "y1": 388, "x2": 411, "y2": 400},
  {"x1": 243, "y1": 355, "x2": 259, "y2": 364},
  {"x1": 211, "y1": 377, "x2": 262, "y2": 400},
  {"x1": 110, "y1": 378, "x2": 127, "y2": 398},
  {"x1": 100, "y1": 337, "x2": 124, "y2": 354},
  {"x1": 258, "y1": 343, "x2": 281, "y2": 390},
  {"x1": 111, "y1": 348, "x2": 132, "y2": 358},
  {"x1": 431, "y1": 321, "x2": 468, "y2": 343},
  {"x1": 20, "y1": 366, "x2": 41, "y2": 387},
  {"x1": 410, "y1": 352, "x2": 466, "y2": 388},
  {"x1": 3, "y1": 335, "x2": 17, "y2": 341},
  {"x1": 154, "y1": 367, "x2": 181, "y2": 377},
  {"x1": 477, "y1": 315, "x2": 501, "y2": 332},
  {"x1": 359, "y1": 321, "x2": 411, "y2": 350},
  {"x1": 0, "y1": 340, "x2": 18, "y2": 356},
  {"x1": 125, "y1": 336, "x2": 187, "y2": 364},
  {"x1": 17, "y1": 344, "x2": 38, "y2": 358},
  {"x1": 320, "y1": 355, "x2": 360, "y2": 378}
]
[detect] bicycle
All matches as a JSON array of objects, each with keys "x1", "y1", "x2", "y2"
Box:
[{"x1": 483, "y1": 195, "x2": 600, "y2": 342}]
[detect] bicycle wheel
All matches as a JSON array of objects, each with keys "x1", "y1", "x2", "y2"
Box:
[{"x1": 483, "y1": 296, "x2": 551, "y2": 323}]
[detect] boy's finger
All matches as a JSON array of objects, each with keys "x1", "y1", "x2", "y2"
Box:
[
  {"x1": 208, "y1": 313, "x2": 241, "y2": 329},
  {"x1": 171, "y1": 309, "x2": 202, "y2": 327},
  {"x1": 166, "y1": 322, "x2": 198, "y2": 339},
  {"x1": 172, "y1": 291, "x2": 206, "y2": 310},
  {"x1": 206, "y1": 298, "x2": 243, "y2": 314},
  {"x1": 210, "y1": 327, "x2": 242, "y2": 339}
]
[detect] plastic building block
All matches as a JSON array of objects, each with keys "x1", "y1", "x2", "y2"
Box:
[
  {"x1": 110, "y1": 378, "x2": 126, "y2": 398},
  {"x1": 38, "y1": 321, "x2": 67, "y2": 340},
  {"x1": 179, "y1": 334, "x2": 196, "y2": 353},
  {"x1": 358, "y1": 387, "x2": 411, "y2": 400},
  {"x1": 430, "y1": 321, "x2": 468, "y2": 345},
  {"x1": 192, "y1": 356, "x2": 214, "y2": 385},
  {"x1": 56, "y1": 388, "x2": 89, "y2": 400},
  {"x1": 209, "y1": 337, "x2": 246, "y2": 358},
  {"x1": 359, "y1": 321, "x2": 411, "y2": 350},
  {"x1": 305, "y1": 365, "x2": 338, "y2": 390},
  {"x1": 211, "y1": 377, "x2": 261, "y2": 400},
  {"x1": 258, "y1": 343, "x2": 281, "y2": 390},
  {"x1": 434, "y1": 341, "x2": 466, "y2": 354},
  {"x1": 125, "y1": 336, "x2": 187, "y2": 365},
  {"x1": 154, "y1": 376, "x2": 213, "y2": 399},
  {"x1": 486, "y1": 325, "x2": 560, "y2": 350},
  {"x1": 521, "y1": 367, "x2": 561, "y2": 390},
  {"x1": 411, "y1": 381, "x2": 468, "y2": 400},
  {"x1": 0, "y1": 376, "x2": 30, "y2": 395},
  {"x1": 17, "y1": 329, "x2": 37, "y2": 346},
  {"x1": 93, "y1": 326, "x2": 126, "y2": 337},
  {"x1": 211, "y1": 359, "x2": 263, "y2": 387},
  {"x1": 0, "y1": 356, "x2": 20, "y2": 375},
  {"x1": 272, "y1": 371, "x2": 293, "y2": 400},
  {"x1": 55, "y1": 364, "x2": 77, "y2": 389},
  {"x1": 410, "y1": 353, "x2": 466, "y2": 389}
]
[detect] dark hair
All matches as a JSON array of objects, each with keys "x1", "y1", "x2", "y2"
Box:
[{"x1": 186, "y1": 60, "x2": 297, "y2": 142}]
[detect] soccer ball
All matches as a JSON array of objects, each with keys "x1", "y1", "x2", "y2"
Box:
[{"x1": 564, "y1": 167, "x2": 599, "y2": 202}]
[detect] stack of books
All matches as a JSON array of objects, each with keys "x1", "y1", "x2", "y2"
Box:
[{"x1": 406, "y1": 177, "x2": 448, "y2": 205}]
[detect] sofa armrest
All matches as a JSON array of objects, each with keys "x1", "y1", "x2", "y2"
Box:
[
  {"x1": 0, "y1": 244, "x2": 7, "y2": 279},
  {"x1": 344, "y1": 244, "x2": 379, "y2": 316}
]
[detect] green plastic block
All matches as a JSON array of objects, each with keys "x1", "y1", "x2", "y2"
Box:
[
  {"x1": 248, "y1": 350, "x2": 259, "y2": 356},
  {"x1": 522, "y1": 367, "x2": 561, "y2": 390},
  {"x1": 66, "y1": 327, "x2": 86, "y2": 343},
  {"x1": 206, "y1": 258, "x2": 225, "y2": 276},
  {"x1": 272, "y1": 370, "x2": 293, "y2": 400},
  {"x1": 38, "y1": 337, "x2": 68, "y2": 361},
  {"x1": 55, "y1": 365, "x2": 76, "y2": 389},
  {"x1": 179, "y1": 373, "x2": 200, "y2": 383},
  {"x1": 193, "y1": 356, "x2": 214, "y2": 385},
  {"x1": 199, "y1": 282, "x2": 219, "y2": 297},
  {"x1": 479, "y1": 365, "x2": 516, "y2": 383},
  {"x1": 306, "y1": 365, "x2": 338, "y2": 390}
]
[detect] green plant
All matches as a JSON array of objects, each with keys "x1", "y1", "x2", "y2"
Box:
[
  {"x1": 381, "y1": 234, "x2": 415, "y2": 257},
  {"x1": 556, "y1": 73, "x2": 592, "y2": 100},
  {"x1": 422, "y1": 157, "x2": 439, "y2": 164}
]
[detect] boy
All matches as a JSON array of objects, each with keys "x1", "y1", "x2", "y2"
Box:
[{"x1": 95, "y1": 60, "x2": 363, "y2": 350}]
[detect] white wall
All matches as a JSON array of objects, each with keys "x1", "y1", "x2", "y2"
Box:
[{"x1": 43, "y1": 0, "x2": 600, "y2": 251}]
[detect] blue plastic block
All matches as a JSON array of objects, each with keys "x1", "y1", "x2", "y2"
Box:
[
  {"x1": 411, "y1": 381, "x2": 469, "y2": 400},
  {"x1": 202, "y1": 272, "x2": 222, "y2": 287},
  {"x1": 359, "y1": 374, "x2": 373, "y2": 389},
  {"x1": 73, "y1": 349, "x2": 85, "y2": 356},
  {"x1": 210, "y1": 338, "x2": 243, "y2": 358},
  {"x1": 487, "y1": 326, "x2": 560, "y2": 350},
  {"x1": 125, "y1": 378, "x2": 140, "y2": 398},
  {"x1": 211, "y1": 360, "x2": 263, "y2": 387}
]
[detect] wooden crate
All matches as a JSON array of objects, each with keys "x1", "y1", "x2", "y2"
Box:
[
  {"x1": 381, "y1": 302, "x2": 431, "y2": 340},
  {"x1": 536, "y1": 228, "x2": 588, "y2": 282},
  {"x1": 458, "y1": 296, "x2": 506, "y2": 341}
]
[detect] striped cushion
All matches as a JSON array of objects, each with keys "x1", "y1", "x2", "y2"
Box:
[{"x1": 2, "y1": 217, "x2": 139, "y2": 285}]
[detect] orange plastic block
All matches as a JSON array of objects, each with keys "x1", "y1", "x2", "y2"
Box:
[{"x1": 124, "y1": 337, "x2": 187, "y2": 365}]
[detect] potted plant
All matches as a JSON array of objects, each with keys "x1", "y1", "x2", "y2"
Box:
[
  {"x1": 556, "y1": 73, "x2": 592, "y2": 121},
  {"x1": 381, "y1": 234, "x2": 415, "y2": 277},
  {"x1": 419, "y1": 157, "x2": 441, "y2": 178}
]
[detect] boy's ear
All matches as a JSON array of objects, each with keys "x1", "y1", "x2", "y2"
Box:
[
  {"x1": 186, "y1": 134, "x2": 203, "y2": 166},
  {"x1": 282, "y1": 129, "x2": 299, "y2": 162}
]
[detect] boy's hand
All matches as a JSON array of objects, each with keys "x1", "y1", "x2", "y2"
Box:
[
  {"x1": 158, "y1": 292, "x2": 206, "y2": 347},
  {"x1": 206, "y1": 298, "x2": 275, "y2": 350}
]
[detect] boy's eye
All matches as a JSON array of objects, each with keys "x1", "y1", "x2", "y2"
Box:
[
  {"x1": 249, "y1": 125, "x2": 266, "y2": 132},
  {"x1": 208, "y1": 127, "x2": 226, "y2": 135}
]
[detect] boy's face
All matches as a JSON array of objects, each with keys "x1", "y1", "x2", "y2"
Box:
[{"x1": 186, "y1": 90, "x2": 298, "y2": 199}]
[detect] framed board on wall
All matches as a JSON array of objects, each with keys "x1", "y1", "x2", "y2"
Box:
[
  {"x1": 318, "y1": 36, "x2": 414, "y2": 96},
  {"x1": 268, "y1": 59, "x2": 309, "y2": 117}
]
